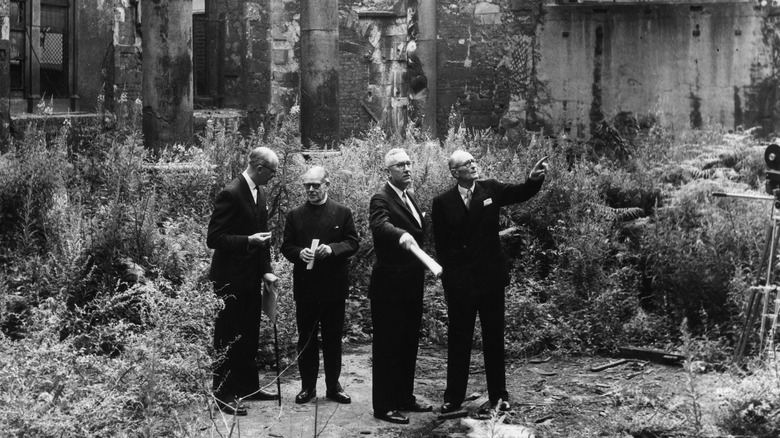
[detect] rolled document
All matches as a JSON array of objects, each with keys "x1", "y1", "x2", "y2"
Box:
[
  {"x1": 306, "y1": 239, "x2": 320, "y2": 270},
  {"x1": 409, "y1": 242, "x2": 443, "y2": 277}
]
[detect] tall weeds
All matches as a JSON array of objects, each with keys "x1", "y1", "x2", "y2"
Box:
[{"x1": 1, "y1": 106, "x2": 778, "y2": 434}]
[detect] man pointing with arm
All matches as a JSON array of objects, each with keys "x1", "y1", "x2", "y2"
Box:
[{"x1": 432, "y1": 150, "x2": 548, "y2": 415}]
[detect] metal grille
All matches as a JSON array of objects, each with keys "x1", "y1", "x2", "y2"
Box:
[{"x1": 39, "y1": 3, "x2": 69, "y2": 98}]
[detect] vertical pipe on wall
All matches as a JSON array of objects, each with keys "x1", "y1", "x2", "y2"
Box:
[
  {"x1": 417, "y1": 0, "x2": 437, "y2": 138},
  {"x1": 141, "y1": 0, "x2": 193, "y2": 151},
  {"x1": 300, "y1": 0, "x2": 339, "y2": 148}
]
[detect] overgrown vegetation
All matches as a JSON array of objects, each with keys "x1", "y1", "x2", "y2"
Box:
[{"x1": 1, "y1": 104, "x2": 780, "y2": 435}]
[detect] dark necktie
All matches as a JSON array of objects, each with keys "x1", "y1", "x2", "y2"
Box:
[{"x1": 402, "y1": 191, "x2": 422, "y2": 226}]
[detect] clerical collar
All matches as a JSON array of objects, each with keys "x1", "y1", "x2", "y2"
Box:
[{"x1": 309, "y1": 194, "x2": 328, "y2": 206}]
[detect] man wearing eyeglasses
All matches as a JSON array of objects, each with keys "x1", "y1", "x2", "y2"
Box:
[
  {"x1": 207, "y1": 146, "x2": 281, "y2": 416},
  {"x1": 280, "y1": 166, "x2": 360, "y2": 406},
  {"x1": 368, "y1": 148, "x2": 433, "y2": 425},
  {"x1": 432, "y1": 150, "x2": 548, "y2": 415}
]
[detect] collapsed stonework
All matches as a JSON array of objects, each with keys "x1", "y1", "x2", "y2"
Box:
[{"x1": 0, "y1": 0, "x2": 778, "y2": 145}]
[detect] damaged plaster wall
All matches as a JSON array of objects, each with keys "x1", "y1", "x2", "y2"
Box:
[
  {"x1": 539, "y1": 3, "x2": 769, "y2": 138},
  {"x1": 436, "y1": 0, "x2": 780, "y2": 139}
]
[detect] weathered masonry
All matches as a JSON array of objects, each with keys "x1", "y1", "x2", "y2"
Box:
[{"x1": 0, "y1": 0, "x2": 779, "y2": 145}]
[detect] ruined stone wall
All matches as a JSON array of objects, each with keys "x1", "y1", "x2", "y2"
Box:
[
  {"x1": 109, "y1": 0, "x2": 141, "y2": 109},
  {"x1": 436, "y1": 0, "x2": 541, "y2": 139},
  {"x1": 213, "y1": 0, "x2": 271, "y2": 128},
  {"x1": 269, "y1": 0, "x2": 299, "y2": 115},
  {"x1": 539, "y1": 3, "x2": 769, "y2": 137},
  {"x1": 339, "y1": 8, "x2": 373, "y2": 138},
  {"x1": 333, "y1": 0, "x2": 409, "y2": 139}
]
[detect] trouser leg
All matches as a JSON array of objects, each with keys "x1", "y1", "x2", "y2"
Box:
[
  {"x1": 443, "y1": 293, "x2": 478, "y2": 405},
  {"x1": 296, "y1": 301, "x2": 321, "y2": 390},
  {"x1": 397, "y1": 298, "x2": 423, "y2": 407},
  {"x1": 320, "y1": 300, "x2": 346, "y2": 392},
  {"x1": 479, "y1": 289, "x2": 508, "y2": 403}
]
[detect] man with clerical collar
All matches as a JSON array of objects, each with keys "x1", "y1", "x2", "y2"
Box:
[{"x1": 281, "y1": 166, "x2": 360, "y2": 405}]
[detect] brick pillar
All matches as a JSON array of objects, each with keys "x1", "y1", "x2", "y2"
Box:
[
  {"x1": 300, "y1": 0, "x2": 339, "y2": 148},
  {"x1": 141, "y1": 0, "x2": 193, "y2": 150}
]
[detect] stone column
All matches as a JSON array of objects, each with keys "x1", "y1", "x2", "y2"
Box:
[
  {"x1": 300, "y1": 0, "x2": 339, "y2": 148},
  {"x1": 142, "y1": 0, "x2": 193, "y2": 150},
  {"x1": 417, "y1": 0, "x2": 437, "y2": 138}
]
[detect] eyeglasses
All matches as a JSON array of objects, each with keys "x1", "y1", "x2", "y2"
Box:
[
  {"x1": 451, "y1": 159, "x2": 477, "y2": 170},
  {"x1": 258, "y1": 165, "x2": 277, "y2": 175},
  {"x1": 389, "y1": 161, "x2": 413, "y2": 169},
  {"x1": 303, "y1": 183, "x2": 322, "y2": 190}
]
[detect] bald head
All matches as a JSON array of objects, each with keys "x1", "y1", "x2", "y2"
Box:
[
  {"x1": 247, "y1": 146, "x2": 279, "y2": 186},
  {"x1": 448, "y1": 150, "x2": 479, "y2": 187},
  {"x1": 448, "y1": 150, "x2": 471, "y2": 170},
  {"x1": 248, "y1": 146, "x2": 279, "y2": 170}
]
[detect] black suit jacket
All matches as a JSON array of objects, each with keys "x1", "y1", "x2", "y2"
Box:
[
  {"x1": 431, "y1": 178, "x2": 543, "y2": 297},
  {"x1": 368, "y1": 183, "x2": 426, "y2": 302},
  {"x1": 207, "y1": 176, "x2": 273, "y2": 295},
  {"x1": 280, "y1": 198, "x2": 360, "y2": 302}
]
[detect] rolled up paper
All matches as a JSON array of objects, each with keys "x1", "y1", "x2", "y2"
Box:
[
  {"x1": 409, "y1": 242, "x2": 443, "y2": 277},
  {"x1": 306, "y1": 239, "x2": 320, "y2": 270}
]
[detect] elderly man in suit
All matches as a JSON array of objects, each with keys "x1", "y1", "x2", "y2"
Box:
[
  {"x1": 281, "y1": 166, "x2": 360, "y2": 405},
  {"x1": 368, "y1": 148, "x2": 433, "y2": 425},
  {"x1": 432, "y1": 150, "x2": 548, "y2": 415},
  {"x1": 207, "y1": 146, "x2": 281, "y2": 416}
]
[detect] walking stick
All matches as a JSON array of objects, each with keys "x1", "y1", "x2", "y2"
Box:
[
  {"x1": 273, "y1": 322, "x2": 282, "y2": 407},
  {"x1": 263, "y1": 278, "x2": 282, "y2": 406}
]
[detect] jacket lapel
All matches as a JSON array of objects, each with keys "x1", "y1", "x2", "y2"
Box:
[
  {"x1": 385, "y1": 183, "x2": 421, "y2": 229},
  {"x1": 444, "y1": 184, "x2": 467, "y2": 221}
]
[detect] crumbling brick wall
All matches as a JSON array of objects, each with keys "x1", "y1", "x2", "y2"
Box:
[
  {"x1": 338, "y1": 16, "x2": 373, "y2": 138},
  {"x1": 436, "y1": 0, "x2": 541, "y2": 139}
]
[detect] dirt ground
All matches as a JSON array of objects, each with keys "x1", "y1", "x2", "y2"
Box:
[{"x1": 203, "y1": 343, "x2": 734, "y2": 438}]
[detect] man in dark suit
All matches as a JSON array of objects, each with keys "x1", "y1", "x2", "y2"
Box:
[
  {"x1": 368, "y1": 148, "x2": 433, "y2": 425},
  {"x1": 207, "y1": 146, "x2": 281, "y2": 416},
  {"x1": 432, "y1": 150, "x2": 548, "y2": 414},
  {"x1": 280, "y1": 166, "x2": 360, "y2": 405}
]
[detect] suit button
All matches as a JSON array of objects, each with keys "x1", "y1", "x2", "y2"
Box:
[{"x1": 462, "y1": 245, "x2": 466, "y2": 249}]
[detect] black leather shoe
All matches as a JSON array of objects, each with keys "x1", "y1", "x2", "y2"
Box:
[
  {"x1": 295, "y1": 388, "x2": 317, "y2": 404},
  {"x1": 401, "y1": 401, "x2": 433, "y2": 412},
  {"x1": 490, "y1": 400, "x2": 512, "y2": 412},
  {"x1": 373, "y1": 410, "x2": 409, "y2": 425},
  {"x1": 243, "y1": 388, "x2": 279, "y2": 401},
  {"x1": 215, "y1": 401, "x2": 248, "y2": 416},
  {"x1": 440, "y1": 402, "x2": 462, "y2": 414},
  {"x1": 326, "y1": 390, "x2": 351, "y2": 404}
]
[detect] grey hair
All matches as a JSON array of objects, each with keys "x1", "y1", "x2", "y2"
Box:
[
  {"x1": 303, "y1": 165, "x2": 330, "y2": 182},
  {"x1": 384, "y1": 148, "x2": 407, "y2": 167}
]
